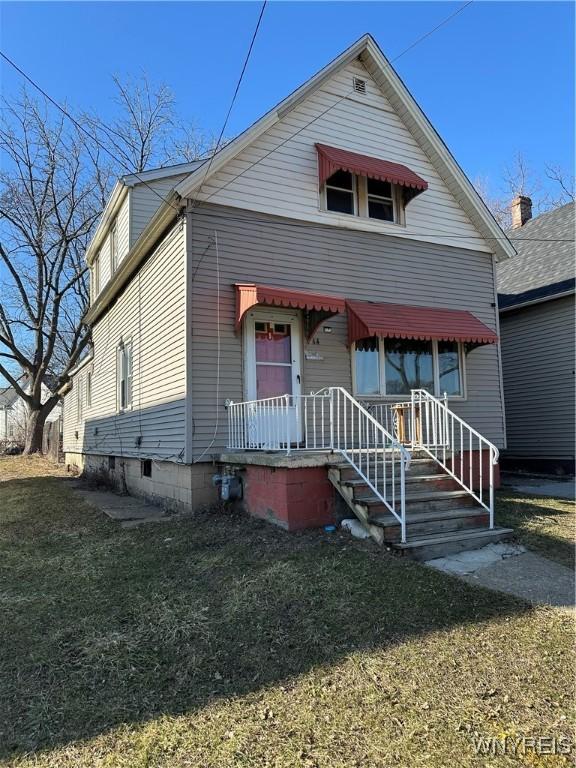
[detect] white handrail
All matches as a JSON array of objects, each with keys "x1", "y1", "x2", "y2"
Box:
[
  {"x1": 227, "y1": 387, "x2": 411, "y2": 542},
  {"x1": 410, "y1": 389, "x2": 498, "y2": 527}
]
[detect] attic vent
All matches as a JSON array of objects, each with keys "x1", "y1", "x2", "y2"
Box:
[{"x1": 353, "y1": 77, "x2": 367, "y2": 95}]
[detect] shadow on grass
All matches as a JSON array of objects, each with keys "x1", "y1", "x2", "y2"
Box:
[
  {"x1": 0, "y1": 476, "x2": 533, "y2": 760},
  {"x1": 496, "y1": 490, "x2": 575, "y2": 570}
]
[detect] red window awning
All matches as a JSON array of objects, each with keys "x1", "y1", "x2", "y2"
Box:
[
  {"x1": 316, "y1": 144, "x2": 428, "y2": 203},
  {"x1": 346, "y1": 300, "x2": 498, "y2": 347},
  {"x1": 235, "y1": 283, "x2": 346, "y2": 339}
]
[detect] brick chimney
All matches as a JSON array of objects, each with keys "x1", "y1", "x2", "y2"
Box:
[{"x1": 511, "y1": 195, "x2": 532, "y2": 229}]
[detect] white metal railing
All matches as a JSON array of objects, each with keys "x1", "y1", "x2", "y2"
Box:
[
  {"x1": 227, "y1": 388, "x2": 411, "y2": 542},
  {"x1": 409, "y1": 389, "x2": 498, "y2": 527}
]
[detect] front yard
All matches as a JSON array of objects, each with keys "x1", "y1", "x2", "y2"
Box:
[{"x1": 0, "y1": 457, "x2": 573, "y2": 767}]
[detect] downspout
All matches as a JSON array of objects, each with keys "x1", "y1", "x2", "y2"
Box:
[
  {"x1": 184, "y1": 200, "x2": 194, "y2": 465},
  {"x1": 491, "y1": 254, "x2": 507, "y2": 451}
]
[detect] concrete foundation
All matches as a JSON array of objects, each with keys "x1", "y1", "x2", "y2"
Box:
[{"x1": 64, "y1": 452, "x2": 217, "y2": 512}]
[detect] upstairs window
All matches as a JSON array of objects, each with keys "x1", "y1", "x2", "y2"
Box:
[
  {"x1": 86, "y1": 368, "x2": 93, "y2": 408},
  {"x1": 316, "y1": 144, "x2": 428, "y2": 225},
  {"x1": 117, "y1": 341, "x2": 133, "y2": 411},
  {"x1": 110, "y1": 219, "x2": 118, "y2": 273},
  {"x1": 324, "y1": 170, "x2": 399, "y2": 223},
  {"x1": 325, "y1": 170, "x2": 356, "y2": 215},
  {"x1": 366, "y1": 178, "x2": 395, "y2": 222},
  {"x1": 92, "y1": 253, "x2": 100, "y2": 300},
  {"x1": 353, "y1": 338, "x2": 464, "y2": 398}
]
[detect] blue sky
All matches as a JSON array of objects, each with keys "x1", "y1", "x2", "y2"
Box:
[{"x1": 1, "y1": 1, "x2": 574, "y2": 196}]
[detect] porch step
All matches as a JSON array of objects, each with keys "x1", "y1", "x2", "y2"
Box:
[
  {"x1": 390, "y1": 527, "x2": 514, "y2": 561},
  {"x1": 330, "y1": 458, "x2": 443, "y2": 478},
  {"x1": 371, "y1": 507, "x2": 489, "y2": 541},
  {"x1": 343, "y1": 474, "x2": 459, "y2": 493},
  {"x1": 355, "y1": 489, "x2": 476, "y2": 513}
]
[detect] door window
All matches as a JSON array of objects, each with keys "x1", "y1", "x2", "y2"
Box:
[{"x1": 255, "y1": 321, "x2": 293, "y2": 399}]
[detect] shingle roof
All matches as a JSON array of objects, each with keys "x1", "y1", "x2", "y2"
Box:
[{"x1": 497, "y1": 202, "x2": 575, "y2": 310}]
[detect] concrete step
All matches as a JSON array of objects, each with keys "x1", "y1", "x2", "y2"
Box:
[
  {"x1": 369, "y1": 506, "x2": 490, "y2": 541},
  {"x1": 391, "y1": 527, "x2": 514, "y2": 561},
  {"x1": 355, "y1": 489, "x2": 477, "y2": 513}
]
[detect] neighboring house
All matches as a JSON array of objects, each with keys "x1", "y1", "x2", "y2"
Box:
[
  {"x1": 63, "y1": 35, "x2": 516, "y2": 557},
  {"x1": 498, "y1": 199, "x2": 575, "y2": 475},
  {"x1": 0, "y1": 377, "x2": 62, "y2": 446}
]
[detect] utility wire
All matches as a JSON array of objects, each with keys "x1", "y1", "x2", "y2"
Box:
[
  {"x1": 193, "y1": 205, "x2": 574, "y2": 243},
  {"x1": 189, "y1": 0, "x2": 267, "y2": 210},
  {"x1": 0, "y1": 49, "x2": 182, "y2": 215},
  {"x1": 391, "y1": 1, "x2": 474, "y2": 62}
]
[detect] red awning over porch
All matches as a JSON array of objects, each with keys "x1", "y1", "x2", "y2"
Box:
[
  {"x1": 234, "y1": 283, "x2": 346, "y2": 339},
  {"x1": 315, "y1": 144, "x2": 428, "y2": 203},
  {"x1": 346, "y1": 300, "x2": 498, "y2": 346}
]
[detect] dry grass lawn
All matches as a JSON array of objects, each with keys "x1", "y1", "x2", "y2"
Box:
[{"x1": 0, "y1": 456, "x2": 573, "y2": 767}]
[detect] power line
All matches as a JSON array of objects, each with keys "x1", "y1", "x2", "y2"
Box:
[
  {"x1": 391, "y1": 1, "x2": 474, "y2": 62},
  {"x1": 0, "y1": 49, "x2": 182, "y2": 215},
  {"x1": 192, "y1": 204, "x2": 574, "y2": 243},
  {"x1": 189, "y1": 0, "x2": 267, "y2": 210}
]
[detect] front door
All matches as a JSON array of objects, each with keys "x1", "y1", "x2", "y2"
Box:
[{"x1": 245, "y1": 309, "x2": 302, "y2": 445}]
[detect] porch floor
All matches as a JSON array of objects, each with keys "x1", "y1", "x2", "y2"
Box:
[{"x1": 218, "y1": 450, "x2": 336, "y2": 468}]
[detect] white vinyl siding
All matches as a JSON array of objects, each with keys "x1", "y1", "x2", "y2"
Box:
[
  {"x1": 130, "y1": 175, "x2": 187, "y2": 245},
  {"x1": 500, "y1": 295, "x2": 575, "y2": 458},
  {"x1": 188, "y1": 204, "x2": 504, "y2": 458},
  {"x1": 193, "y1": 59, "x2": 489, "y2": 253},
  {"x1": 63, "y1": 221, "x2": 187, "y2": 460}
]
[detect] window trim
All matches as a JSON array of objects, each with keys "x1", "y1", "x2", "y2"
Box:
[
  {"x1": 352, "y1": 337, "x2": 466, "y2": 400},
  {"x1": 77, "y1": 376, "x2": 84, "y2": 421},
  {"x1": 322, "y1": 171, "x2": 404, "y2": 225},
  {"x1": 110, "y1": 219, "x2": 118, "y2": 274},
  {"x1": 324, "y1": 171, "x2": 357, "y2": 216},
  {"x1": 117, "y1": 339, "x2": 133, "y2": 412},
  {"x1": 86, "y1": 366, "x2": 93, "y2": 409},
  {"x1": 92, "y1": 253, "x2": 100, "y2": 301}
]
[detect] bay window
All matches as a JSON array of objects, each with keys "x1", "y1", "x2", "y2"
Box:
[{"x1": 354, "y1": 337, "x2": 464, "y2": 397}]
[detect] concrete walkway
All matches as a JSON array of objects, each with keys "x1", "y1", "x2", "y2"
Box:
[
  {"x1": 70, "y1": 481, "x2": 182, "y2": 528},
  {"x1": 427, "y1": 542, "x2": 574, "y2": 609},
  {"x1": 502, "y1": 473, "x2": 575, "y2": 501}
]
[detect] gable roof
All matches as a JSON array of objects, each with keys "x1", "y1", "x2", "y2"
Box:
[
  {"x1": 0, "y1": 386, "x2": 18, "y2": 409},
  {"x1": 85, "y1": 159, "x2": 205, "y2": 265},
  {"x1": 175, "y1": 33, "x2": 515, "y2": 262},
  {"x1": 498, "y1": 202, "x2": 575, "y2": 311}
]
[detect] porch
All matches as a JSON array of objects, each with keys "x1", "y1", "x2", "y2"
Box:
[{"x1": 220, "y1": 387, "x2": 511, "y2": 559}]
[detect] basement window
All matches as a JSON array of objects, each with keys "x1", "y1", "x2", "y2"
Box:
[
  {"x1": 108, "y1": 456, "x2": 116, "y2": 471},
  {"x1": 141, "y1": 459, "x2": 152, "y2": 478}
]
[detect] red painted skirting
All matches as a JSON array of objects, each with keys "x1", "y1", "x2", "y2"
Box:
[{"x1": 243, "y1": 465, "x2": 335, "y2": 531}]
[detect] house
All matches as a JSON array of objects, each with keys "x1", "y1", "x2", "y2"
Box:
[
  {"x1": 62, "y1": 34, "x2": 516, "y2": 558},
  {"x1": 498, "y1": 199, "x2": 575, "y2": 475},
  {"x1": 0, "y1": 376, "x2": 62, "y2": 448}
]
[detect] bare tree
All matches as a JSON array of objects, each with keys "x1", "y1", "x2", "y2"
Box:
[
  {"x1": 85, "y1": 73, "x2": 218, "y2": 173},
  {"x1": 475, "y1": 152, "x2": 575, "y2": 229},
  {"x1": 0, "y1": 77, "x2": 213, "y2": 454},
  {"x1": 0, "y1": 92, "x2": 108, "y2": 453}
]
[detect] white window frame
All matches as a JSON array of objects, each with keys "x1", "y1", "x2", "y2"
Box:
[
  {"x1": 86, "y1": 366, "x2": 93, "y2": 409},
  {"x1": 324, "y1": 171, "x2": 358, "y2": 216},
  {"x1": 110, "y1": 219, "x2": 118, "y2": 274},
  {"x1": 323, "y1": 172, "x2": 403, "y2": 225},
  {"x1": 352, "y1": 338, "x2": 466, "y2": 399},
  {"x1": 117, "y1": 340, "x2": 133, "y2": 412},
  {"x1": 77, "y1": 377, "x2": 83, "y2": 421},
  {"x1": 92, "y1": 253, "x2": 100, "y2": 302}
]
